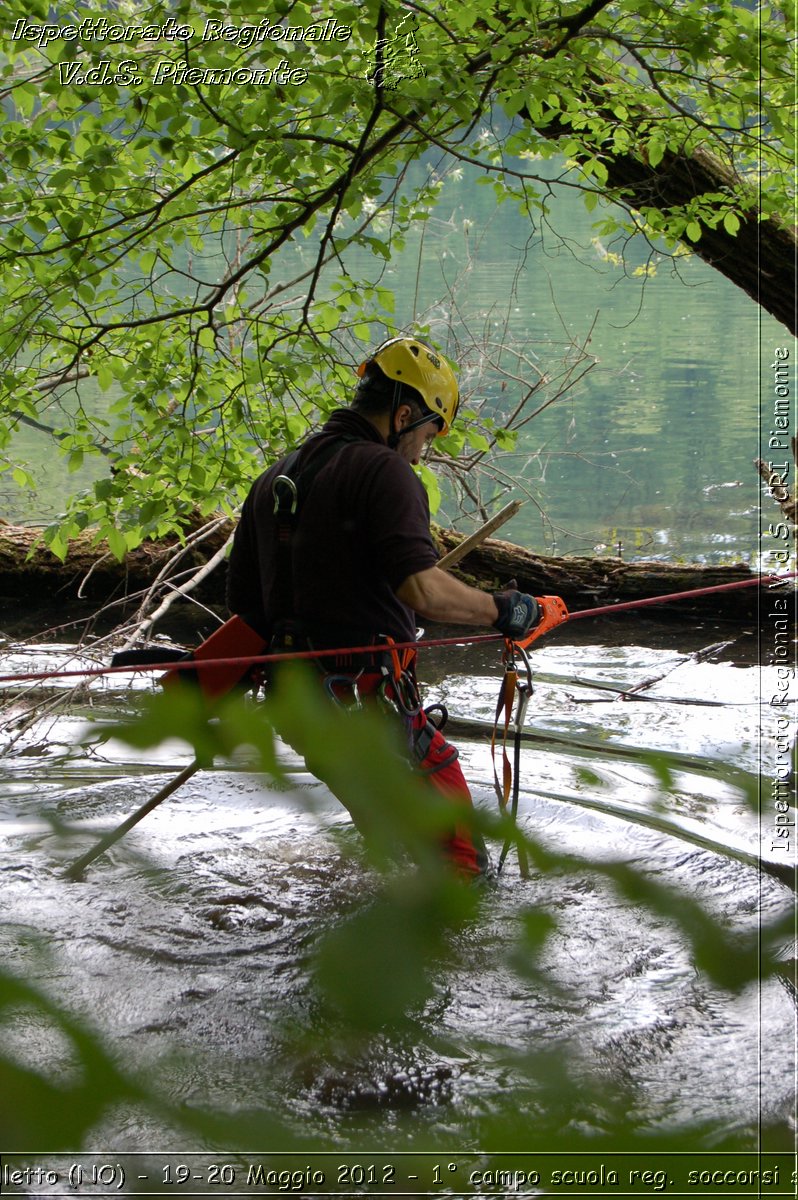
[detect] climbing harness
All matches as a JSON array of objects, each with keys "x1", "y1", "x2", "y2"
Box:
[
  {"x1": 270, "y1": 430, "x2": 361, "y2": 652},
  {"x1": 267, "y1": 429, "x2": 433, "y2": 731},
  {"x1": 365, "y1": 636, "x2": 460, "y2": 776}
]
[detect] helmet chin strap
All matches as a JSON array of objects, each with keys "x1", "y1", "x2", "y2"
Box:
[{"x1": 387, "y1": 381, "x2": 440, "y2": 449}]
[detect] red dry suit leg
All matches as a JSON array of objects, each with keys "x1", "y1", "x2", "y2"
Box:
[
  {"x1": 271, "y1": 663, "x2": 490, "y2": 880},
  {"x1": 353, "y1": 672, "x2": 489, "y2": 879},
  {"x1": 406, "y1": 706, "x2": 489, "y2": 878}
]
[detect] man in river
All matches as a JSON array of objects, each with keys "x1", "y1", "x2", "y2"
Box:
[{"x1": 226, "y1": 335, "x2": 540, "y2": 880}]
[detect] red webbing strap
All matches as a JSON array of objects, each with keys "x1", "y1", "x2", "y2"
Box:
[
  {"x1": 491, "y1": 663, "x2": 517, "y2": 814},
  {"x1": 491, "y1": 644, "x2": 531, "y2": 879}
]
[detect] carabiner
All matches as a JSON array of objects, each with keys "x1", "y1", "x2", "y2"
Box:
[
  {"x1": 272, "y1": 474, "x2": 298, "y2": 515},
  {"x1": 323, "y1": 673, "x2": 363, "y2": 710},
  {"x1": 513, "y1": 638, "x2": 533, "y2": 692}
]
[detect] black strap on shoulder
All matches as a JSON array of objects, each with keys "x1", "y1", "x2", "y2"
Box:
[{"x1": 270, "y1": 433, "x2": 360, "y2": 627}]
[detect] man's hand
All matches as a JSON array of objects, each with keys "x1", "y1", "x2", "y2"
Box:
[{"x1": 492, "y1": 590, "x2": 540, "y2": 639}]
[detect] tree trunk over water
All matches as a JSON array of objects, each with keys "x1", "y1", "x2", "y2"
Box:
[
  {"x1": 525, "y1": 91, "x2": 796, "y2": 335},
  {"x1": 573, "y1": 141, "x2": 796, "y2": 338},
  {"x1": 0, "y1": 520, "x2": 775, "y2": 625},
  {"x1": 0, "y1": 519, "x2": 232, "y2": 615},
  {"x1": 436, "y1": 530, "x2": 770, "y2": 621}
]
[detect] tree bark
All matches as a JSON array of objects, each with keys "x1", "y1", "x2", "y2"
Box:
[
  {"x1": 596, "y1": 145, "x2": 795, "y2": 337},
  {"x1": 0, "y1": 519, "x2": 774, "y2": 624},
  {"x1": 0, "y1": 520, "x2": 233, "y2": 611},
  {"x1": 529, "y1": 111, "x2": 796, "y2": 335}
]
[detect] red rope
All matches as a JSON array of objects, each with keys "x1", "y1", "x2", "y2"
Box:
[
  {"x1": 0, "y1": 632, "x2": 503, "y2": 686},
  {"x1": 0, "y1": 571, "x2": 792, "y2": 687},
  {"x1": 568, "y1": 572, "x2": 795, "y2": 620}
]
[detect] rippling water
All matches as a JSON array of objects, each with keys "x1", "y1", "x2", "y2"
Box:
[{"x1": 1, "y1": 626, "x2": 795, "y2": 1163}]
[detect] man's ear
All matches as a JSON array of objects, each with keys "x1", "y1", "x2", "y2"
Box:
[{"x1": 394, "y1": 403, "x2": 413, "y2": 431}]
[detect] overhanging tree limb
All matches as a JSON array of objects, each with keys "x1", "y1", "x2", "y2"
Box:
[
  {"x1": 392, "y1": 5, "x2": 795, "y2": 331},
  {"x1": 529, "y1": 111, "x2": 796, "y2": 335}
]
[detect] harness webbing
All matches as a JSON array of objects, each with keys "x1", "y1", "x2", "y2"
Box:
[
  {"x1": 271, "y1": 431, "x2": 361, "y2": 629},
  {"x1": 491, "y1": 642, "x2": 534, "y2": 877}
]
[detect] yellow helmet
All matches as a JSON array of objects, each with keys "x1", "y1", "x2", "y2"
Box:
[{"x1": 357, "y1": 336, "x2": 459, "y2": 436}]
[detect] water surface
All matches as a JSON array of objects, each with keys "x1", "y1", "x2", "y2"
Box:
[{"x1": 1, "y1": 627, "x2": 794, "y2": 1163}]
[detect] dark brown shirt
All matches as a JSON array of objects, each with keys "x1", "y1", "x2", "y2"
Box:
[{"x1": 226, "y1": 409, "x2": 439, "y2": 647}]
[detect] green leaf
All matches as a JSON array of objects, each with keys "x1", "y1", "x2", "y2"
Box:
[
  {"x1": 105, "y1": 525, "x2": 128, "y2": 561},
  {"x1": 468, "y1": 432, "x2": 491, "y2": 453},
  {"x1": 96, "y1": 362, "x2": 114, "y2": 391},
  {"x1": 493, "y1": 428, "x2": 517, "y2": 450},
  {"x1": 415, "y1": 462, "x2": 441, "y2": 513},
  {"x1": 648, "y1": 139, "x2": 666, "y2": 168},
  {"x1": 43, "y1": 526, "x2": 69, "y2": 560},
  {"x1": 11, "y1": 466, "x2": 34, "y2": 489}
]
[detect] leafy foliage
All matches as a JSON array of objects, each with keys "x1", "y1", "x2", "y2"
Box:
[{"x1": 0, "y1": 0, "x2": 792, "y2": 550}]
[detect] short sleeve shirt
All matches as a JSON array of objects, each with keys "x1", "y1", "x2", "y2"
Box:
[{"x1": 227, "y1": 409, "x2": 439, "y2": 646}]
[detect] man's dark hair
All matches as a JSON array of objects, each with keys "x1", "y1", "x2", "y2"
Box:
[{"x1": 352, "y1": 362, "x2": 427, "y2": 424}]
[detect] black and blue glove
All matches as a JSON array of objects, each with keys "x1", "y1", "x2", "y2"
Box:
[{"x1": 492, "y1": 589, "x2": 540, "y2": 639}]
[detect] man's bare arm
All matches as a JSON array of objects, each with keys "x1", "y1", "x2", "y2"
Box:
[{"x1": 396, "y1": 566, "x2": 499, "y2": 626}]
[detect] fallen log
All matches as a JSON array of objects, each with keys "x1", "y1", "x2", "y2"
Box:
[
  {"x1": 435, "y1": 529, "x2": 774, "y2": 621},
  {"x1": 0, "y1": 518, "x2": 233, "y2": 609},
  {"x1": 0, "y1": 518, "x2": 779, "y2": 625}
]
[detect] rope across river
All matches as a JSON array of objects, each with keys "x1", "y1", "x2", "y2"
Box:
[
  {"x1": 2, "y1": 565, "x2": 784, "y2": 881},
  {"x1": 0, "y1": 571, "x2": 792, "y2": 688}
]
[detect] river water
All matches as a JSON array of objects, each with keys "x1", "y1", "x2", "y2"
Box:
[{"x1": 1, "y1": 619, "x2": 795, "y2": 1177}]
